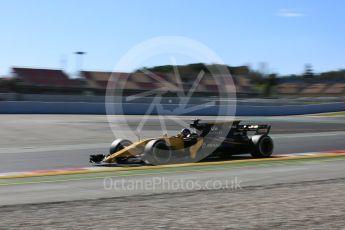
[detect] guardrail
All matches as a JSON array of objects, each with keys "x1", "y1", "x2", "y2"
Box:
[{"x1": 0, "y1": 101, "x2": 344, "y2": 116}]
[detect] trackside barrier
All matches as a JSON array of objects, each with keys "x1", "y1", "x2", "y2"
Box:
[{"x1": 0, "y1": 101, "x2": 344, "y2": 116}]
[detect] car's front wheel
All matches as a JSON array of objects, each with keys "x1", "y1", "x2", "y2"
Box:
[{"x1": 109, "y1": 139, "x2": 133, "y2": 155}]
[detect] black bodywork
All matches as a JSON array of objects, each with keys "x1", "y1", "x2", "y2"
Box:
[{"x1": 190, "y1": 119, "x2": 272, "y2": 158}]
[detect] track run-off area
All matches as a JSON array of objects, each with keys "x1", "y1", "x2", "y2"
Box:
[
  {"x1": 1, "y1": 114, "x2": 345, "y2": 228},
  {"x1": 1, "y1": 149, "x2": 345, "y2": 180},
  {"x1": 0, "y1": 114, "x2": 344, "y2": 200}
]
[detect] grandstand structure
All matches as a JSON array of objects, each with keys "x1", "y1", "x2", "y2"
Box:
[
  {"x1": 0, "y1": 75, "x2": 12, "y2": 93},
  {"x1": 81, "y1": 71, "x2": 114, "y2": 89},
  {"x1": 3, "y1": 67, "x2": 242, "y2": 97},
  {"x1": 274, "y1": 78, "x2": 345, "y2": 96},
  {"x1": 274, "y1": 79, "x2": 306, "y2": 95},
  {"x1": 12, "y1": 67, "x2": 84, "y2": 94},
  {"x1": 80, "y1": 70, "x2": 243, "y2": 97},
  {"x1": 323, "y1": 83, "x2": 345, "y2": 94},
  {"x1": 1, "y1": 66, "x2": 344, "y2": 101}
]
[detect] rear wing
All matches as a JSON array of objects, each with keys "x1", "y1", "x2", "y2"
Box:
[
  {"x1": 190, "y1": 119, "x2": 271, "y2": 135},
  {"x1": 236, "y1": 124, "x2": 271, "y2": 135}
]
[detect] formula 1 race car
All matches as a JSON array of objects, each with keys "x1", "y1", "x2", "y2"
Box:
[{"x1": 90, "y1": 119, "x2": 274, "y2": 165}]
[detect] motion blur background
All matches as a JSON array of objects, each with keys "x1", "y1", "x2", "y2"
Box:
[{"x1": 0, "y1": 0, "x2": 344, "y2": 110}]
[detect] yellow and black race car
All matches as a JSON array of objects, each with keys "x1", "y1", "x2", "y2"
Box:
[{"x1": 89, "y1": 119, "x2": 274, "y2": 165}]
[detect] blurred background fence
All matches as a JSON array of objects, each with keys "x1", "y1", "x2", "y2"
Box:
[{"x1": 1, "y1": 65, "x2": 344, "y2": 115}]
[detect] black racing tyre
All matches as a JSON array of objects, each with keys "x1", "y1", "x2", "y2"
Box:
[
  {"x1": 143, "y1": 139, "x2": 171, "y2": 165},
  {"x1": 109, "y1": 139, "x2": 133, "y2": 155},
  {"x1": 250, "y1": 135, "x2": 274, "y2": 158}
]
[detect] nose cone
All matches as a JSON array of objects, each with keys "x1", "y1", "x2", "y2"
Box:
[{"x1": 89, "y1": 154, "x2": 105, "y2": 163}]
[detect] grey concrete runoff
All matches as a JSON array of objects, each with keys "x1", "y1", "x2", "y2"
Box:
[
  {"x1": 0, "y1": 114, "x2": 345, "y2": 229},
  {"x1": 0, "y1": 159, "x2": 345, "y2": 229},
  {"x1": 0, "y1": 157, "x2": 344, "y2": 206}
]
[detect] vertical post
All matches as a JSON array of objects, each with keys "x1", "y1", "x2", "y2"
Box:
[{"x1": 74, "y1": 51, "x2": 86, "y2": 78}]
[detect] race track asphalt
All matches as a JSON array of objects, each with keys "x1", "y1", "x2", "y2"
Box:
[
  {"x1": 0, "y1": 115, "x2": 345, "y2": 172},
  {"x1": 1, "y1": 114, "x2": 345, "y2": 228}
]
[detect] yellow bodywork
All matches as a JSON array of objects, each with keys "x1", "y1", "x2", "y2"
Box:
[
  {"x1": 103, "y1": 135, "x2": 204, "y2": 163},
  {"x1": 103, "y1": 139, "x2": 152, "y2": 163}
]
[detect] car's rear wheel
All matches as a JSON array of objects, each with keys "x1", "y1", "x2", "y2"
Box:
[
  {"x1": 109, "y1": 139, "x2": 133, "y2": 155},
  {"x1": 250, "y1": 135, "x2": 274, "y2": 158},
  {"x1": 143, "y1": 139, "x2": 172, "y2": 165}
]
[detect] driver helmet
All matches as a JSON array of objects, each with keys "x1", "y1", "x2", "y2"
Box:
[{"x1": 180, "y1": 128, "x2": 191, "y2": 137}]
